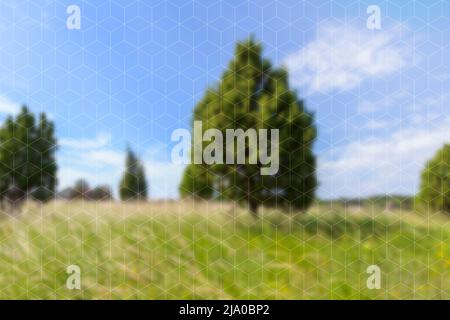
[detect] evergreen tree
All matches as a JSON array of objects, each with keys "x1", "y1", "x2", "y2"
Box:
[
  {"x1": 119, "y1": 147, "x2": 148, "y2": 201},
  {"x1": 417, "y1": 144, "x2": 450, "y2": 213},
  {"x1": 0, "y1": 106, "x2": 57, "y2": 212},
  {"x1": 179, "y1": 39, "x2": 317, "y2": 216},
  {"x1": 31, "y1": 113, "x2": 58, "y2": 202}
]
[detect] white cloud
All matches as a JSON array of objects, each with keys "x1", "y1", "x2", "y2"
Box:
[
  {"x1": 0, "y1": 95, "x2": 20, "y2": 114},
  {"x1": 57, "y1": 147, "x2": 124, "y2": 191},
  {"x1": 284, "y1": 22, "x2": 411, "y2": 94},
  {"x1": 57, "y1": 167, "x2": 106, "y2": 190},
  {"x1": 83, "y1": 150, "x2": 124, "y2": 167},
  {"x1": 318, "y1": 119, "x2": 450, "y2": 199},
  {"x1": 58, "y1": 132, "x2": 122, "y2": 191},
  {"x1": 59, "y1": 132, "x2": 111, "y2": 149},
  {"x1": 144, "y1": 161, "x2": 185, "y2": 199},
  {"x1": 358, "y1": 90, "x2": 408, "y2": 114},
  {"x1": 361, "y1": 119, "x2": 391, "y2": 130}
]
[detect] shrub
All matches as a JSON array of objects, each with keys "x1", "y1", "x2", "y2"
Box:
[{"x1": 417, "y1": 144, "x2": 450, "y2": 213}]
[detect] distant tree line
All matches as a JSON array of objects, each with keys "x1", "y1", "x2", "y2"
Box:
[
  {"x1": 57, "y1": 147, "x2": 149, "y2": 202},
  {"x1": 319, "y1": 195, "x2": 415, "y2": 211},
  {"x1": 58, "y1": 179, "x2": 113, "y2": 201}
]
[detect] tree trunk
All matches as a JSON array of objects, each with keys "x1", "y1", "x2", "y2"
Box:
[
  {"x1": 10, "y1": 199, "x2": 24, "y2": 216},
  {"x1": 245, "y1": 172, "x2": 259, "y2": 218},
  {"x1": 249, "y1": 200, "x2": 259, "y2": 218}
]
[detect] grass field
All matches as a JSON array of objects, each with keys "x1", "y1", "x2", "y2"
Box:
[{"x1": 0, "y1": 201, "x2": 448, "y2": 299}]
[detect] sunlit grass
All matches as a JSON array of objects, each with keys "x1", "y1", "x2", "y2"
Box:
[{"x1": 0, "y1": 200, "x2": 448, "y2": 299}]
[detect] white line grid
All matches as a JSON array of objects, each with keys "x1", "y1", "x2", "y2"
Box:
[{"x1": 0, "y1": 0, "x2": 447, "y2": 299}]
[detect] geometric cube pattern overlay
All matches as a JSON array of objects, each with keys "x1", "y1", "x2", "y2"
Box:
[{"x1": 0, "y1": 0, "x2": 447, "y2": 299}]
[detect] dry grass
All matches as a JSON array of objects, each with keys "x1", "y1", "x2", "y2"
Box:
[{"x1": 0, "y1": 200, "x2": 448, "y2": 299}]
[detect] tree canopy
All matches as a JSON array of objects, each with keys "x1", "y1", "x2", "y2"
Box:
[
  {"x1": 0, "y1": 106, "x2": 57, "y2": 212},
  {"x1": 119, "y1": 147, "x2": 148, "y2": 201},
  {"x1": 179, "y1": 38, "x2": 317, "y2": 216},
  {"x1": 417, "y1": 144, "x2": 450, "y2": 213}
]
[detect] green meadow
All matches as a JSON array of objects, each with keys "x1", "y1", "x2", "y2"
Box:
[{"x1": 0, "y1": 201, "x2": 448, "y2": 299}]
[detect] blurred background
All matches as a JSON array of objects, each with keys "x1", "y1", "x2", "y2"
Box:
[{"x1": 0, "y1": 0, "x2": 448, "y2": 200}]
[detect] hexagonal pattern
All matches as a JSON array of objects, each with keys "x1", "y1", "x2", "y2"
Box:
[{"x1": 0, "y1": 0, "x2": 447, "y2": 300}]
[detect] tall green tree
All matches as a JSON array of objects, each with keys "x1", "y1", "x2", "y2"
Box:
[
  {"x1": 0, "y1": 106, "x2": 57, "y2": 212},
  {"x1": 417, "y1": 144, "x2": 450, "y2": 213},
  {"x1": 119, "y1": 147, "x2": 148, "y2": 201},
  {"x1": 31, "y1": 113, "x2": 58, "y2": 202},
  {"x1": 179, "y1": 38, "x2": 317, "y2": 216}
]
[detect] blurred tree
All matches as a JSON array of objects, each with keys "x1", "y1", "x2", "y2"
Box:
[
  {"x1": 0, "y1": 106, "x2": 57, "y2": 213},
  {"x1": 31, "y1": 113, "x2": 57, "y2": 202},
  {"x1": 179, "y1": 38, "x2": 317, "y2": 216},
  {"x1": 119, "y1": 147, "x2": 148, "y2": 201},
  {"x1": 417, "y1": 144, "x2": 450, "y2": 213},
  {"x1": 86, "y1": 185, "x2": 112, "y2": 201},
  {"x1": 72, "y1": 179, "x2": 90, "y2": 199},
  {"x1": 58, "y1": 187, "x2": 76, "y2": 200},
  {"x1": 58, "y1": 181, "x2": 112, "y2": 201},
  {"x1": 179, "y1": 162, "x2": 213, "y2": 200}
]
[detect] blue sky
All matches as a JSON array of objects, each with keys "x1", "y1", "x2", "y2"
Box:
[{"x1": 0, "y1": 0, "x2": 449, "y2": 199}]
